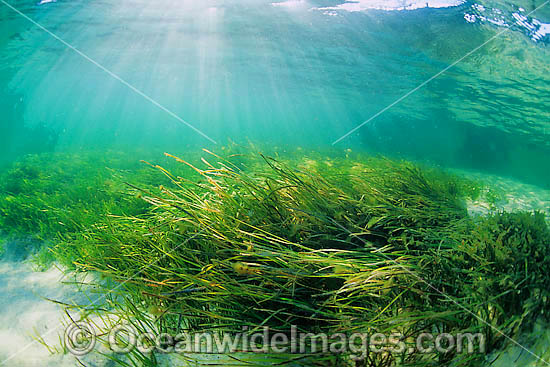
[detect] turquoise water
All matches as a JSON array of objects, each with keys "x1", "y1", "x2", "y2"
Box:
[
  {"x1": 1, "y1": 1, "x2": 550, "y2": 366},
  {"x1": 1, "y1": 0, "x2": 549, "y2": 184}
]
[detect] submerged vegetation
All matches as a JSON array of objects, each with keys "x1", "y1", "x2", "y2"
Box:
[
  {"x1": 1, "y1": 145, "x2": 549, "y2": 366},
  {"x1": 0, "y1": 150, "x2": 185, "y2": 260}
]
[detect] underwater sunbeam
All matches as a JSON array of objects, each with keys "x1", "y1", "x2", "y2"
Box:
[{"x1": 0, "y1": 0, "x2": 217, "y2": 145}]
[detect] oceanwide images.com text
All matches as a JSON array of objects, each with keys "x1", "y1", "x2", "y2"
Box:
[{"x1": 65, "y1": 322, "x2": 486, "y2": 360}]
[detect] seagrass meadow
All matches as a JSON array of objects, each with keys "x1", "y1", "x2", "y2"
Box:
[
  {"x1": 2, "y1": 0, "x2": 550, "y2": 366},
  {"x1": 1, "y1": 145, "x2": 548, "y2": 366}
]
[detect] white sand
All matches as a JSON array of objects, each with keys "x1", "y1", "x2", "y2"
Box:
[
  {"x1": 488, "y1": 319, "x2": 550, "y2": 367},
  {"x1": 459, "y1": 169, "x2": 550, "y2": 220},
  {"x1": 0, "y1": 260, "x2": 89, "y2": 366}
]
